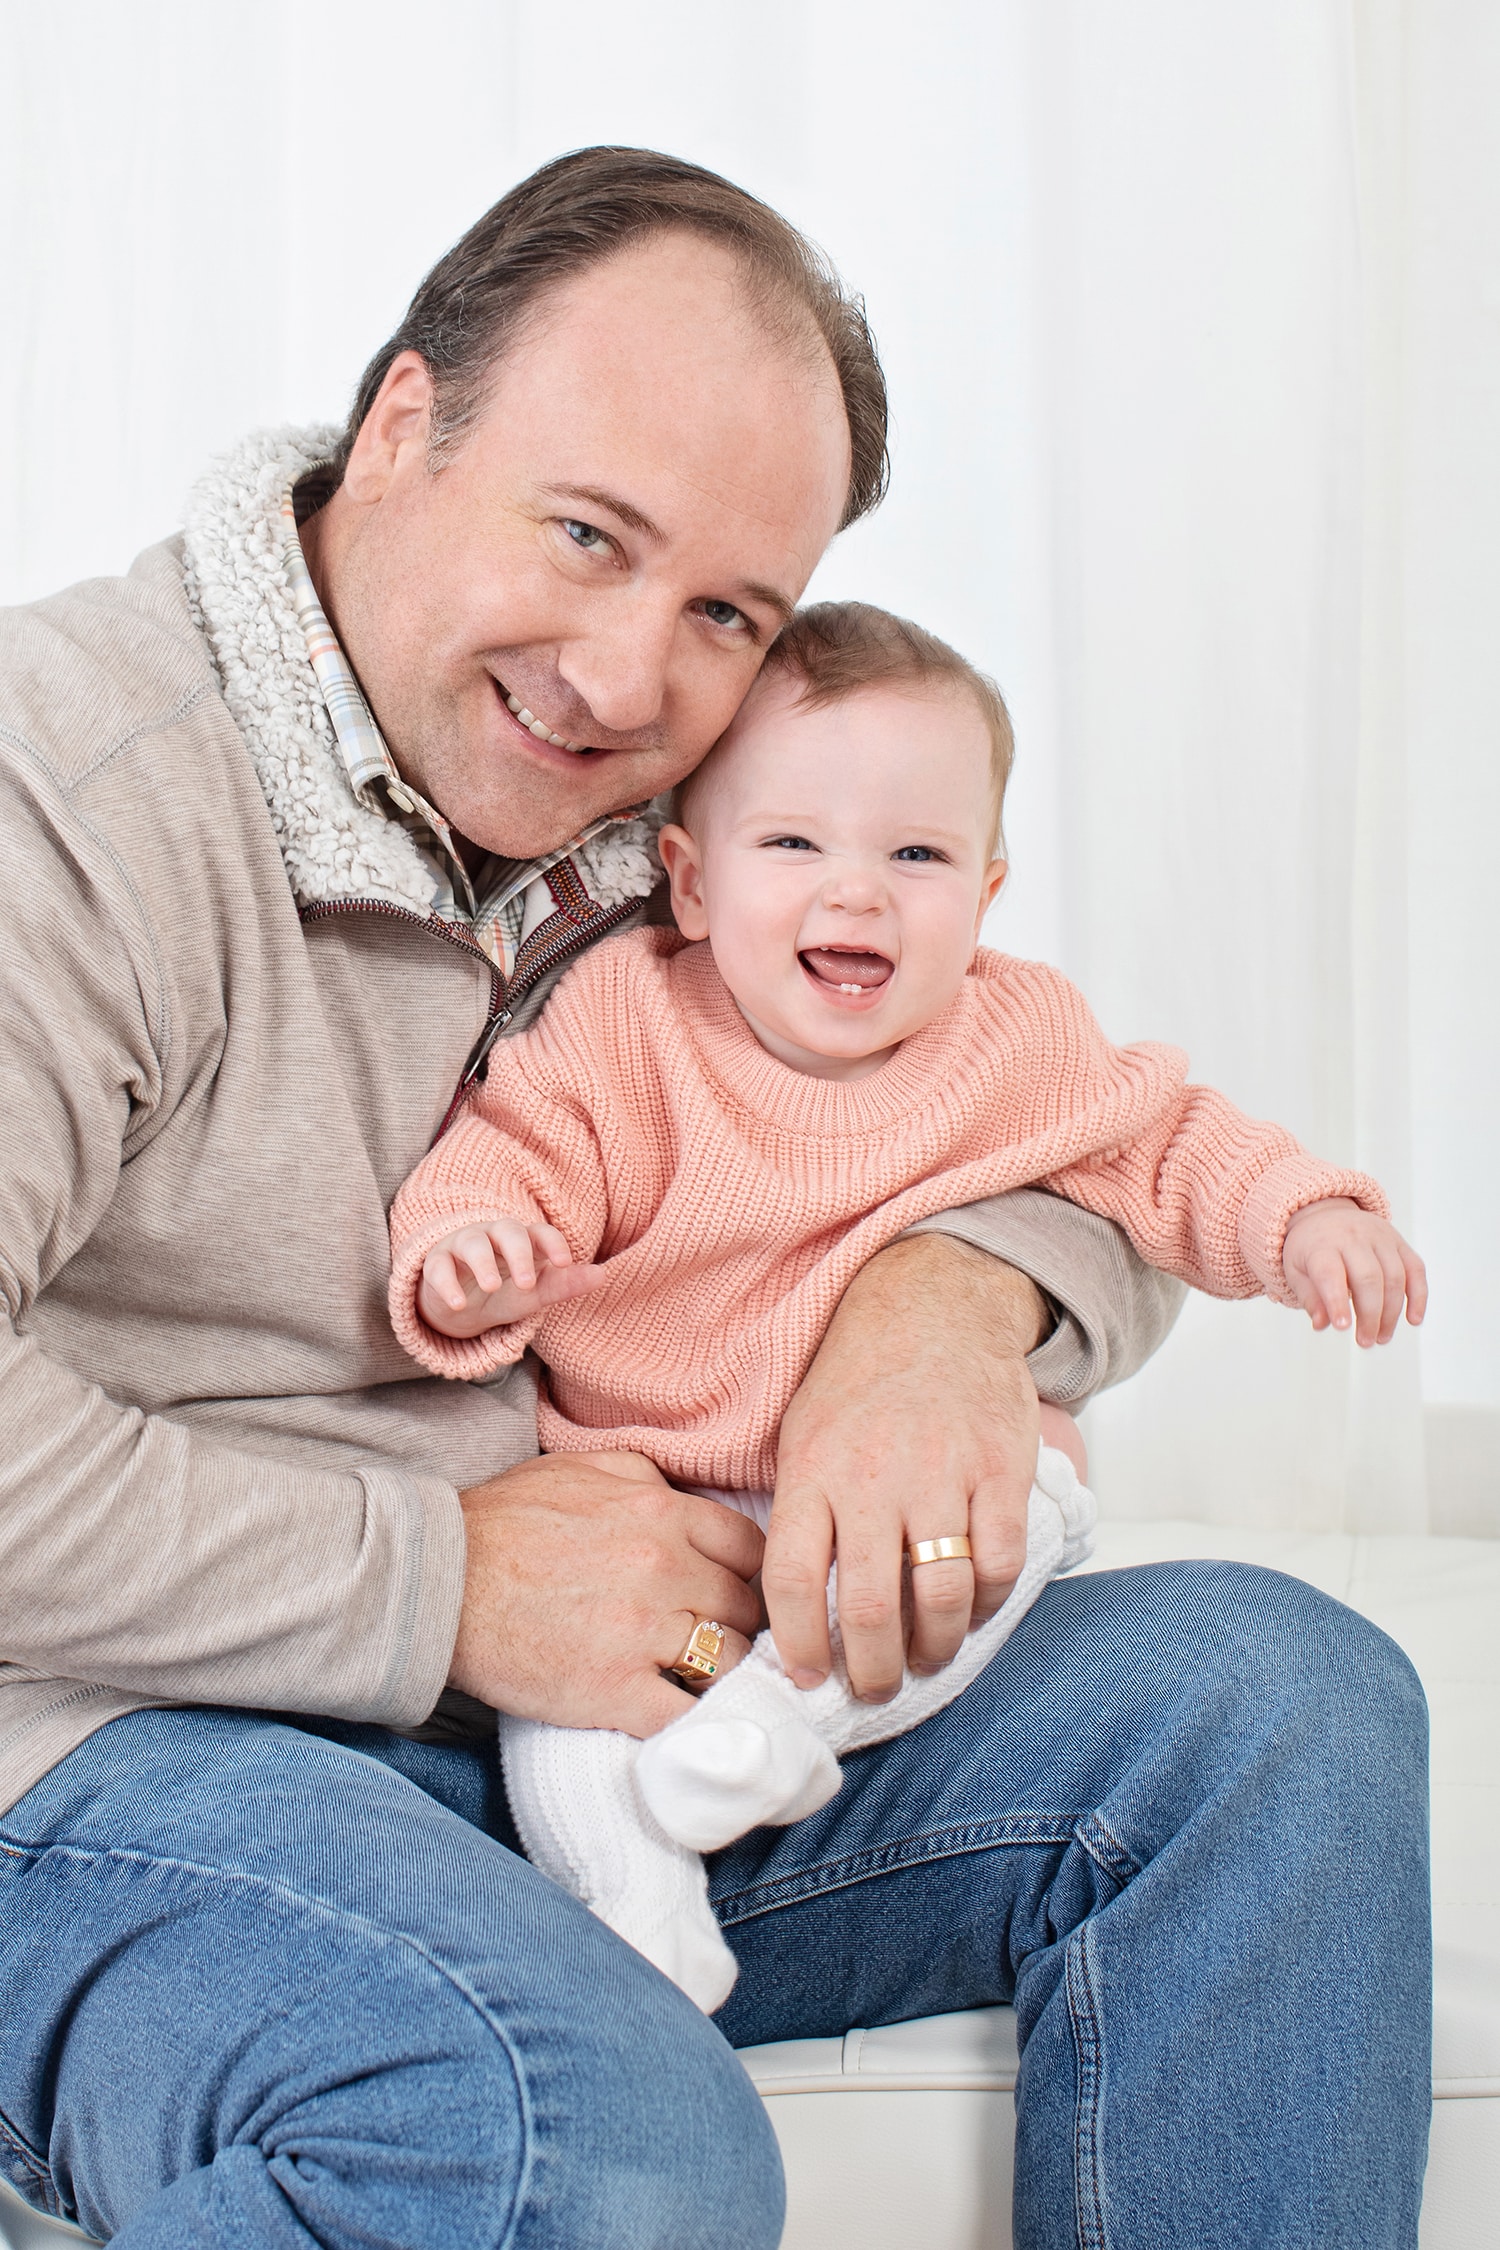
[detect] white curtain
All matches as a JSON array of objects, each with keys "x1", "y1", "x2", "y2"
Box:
[{"x1": 3, "y1": 1, "x2": 1495, "y2": 1533}]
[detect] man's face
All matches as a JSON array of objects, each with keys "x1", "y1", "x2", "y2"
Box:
[{"x1": 307, "y1": 232, "x2": 852, "y2": 859}]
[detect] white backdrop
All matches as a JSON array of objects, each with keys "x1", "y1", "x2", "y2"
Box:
[{"x1": 3, "y1": 0, "x2": 1496, "y2": 1532}]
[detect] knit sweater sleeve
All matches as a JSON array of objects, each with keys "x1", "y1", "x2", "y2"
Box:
[
  {"x1": 388, "y1": 982, "x2": 618, "y2": 1383},
  {"x1": 1041, "y1": 1010, "x2": 1387, "y2": 1304}
]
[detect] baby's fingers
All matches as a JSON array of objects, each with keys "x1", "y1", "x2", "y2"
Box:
[
  {"x1": 447, "y1": 1225, "x2": 506, "y2": 1295},
  {"x1": 1401, "y1": 1240, "x2": 1428, "y2": 1329},
  {"x1": 532, "y1": 1222, "x2": 576, "y2": 1270},
  {"x1": 423, "y1": 1247, "x2": 469, "y2": 1313},
  {"x1": 488, "y1": 1219, "x2": 540, "y2": 1292},
  {"x1": 1292, "y1": 1245, "x2": 1352, "y2": 1335},
  {"x1": 1346, "y1": 1244, "x2": 1393, "y2": 1347}
]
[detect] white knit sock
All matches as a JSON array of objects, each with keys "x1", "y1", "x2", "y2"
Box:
[
  {"x1": 637, "y1": 1445, "x2": 1096, "y2": 1852},
  {"x1": 498, "y1": 1712, "x2": 739, "y2": 2014},
  {"x1": 633, "y1": 1644, "x2": 843, "y2": 1853}
]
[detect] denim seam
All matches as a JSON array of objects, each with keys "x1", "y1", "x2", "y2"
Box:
[
  {"x1": 0, "y1": 2110, "x2": 59, "y2": 2221},
  {"x1": 0, "y1": 1840, "x2": 536, "y2": 2250},
  {"x1": 713, "y1": 1813, "x2": 1083, "y2": 1925},
  {"x1": 1066, "y1": 1918, "x2": 1109, "y2": 2250},
  {"x1": 1073, "y1": 1812, "x2": 1143, "y2": 1892}
]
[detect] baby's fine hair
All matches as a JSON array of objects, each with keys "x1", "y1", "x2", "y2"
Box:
[{"x1": 759, "y1": 600, "x2": 1015, "y2": 854}]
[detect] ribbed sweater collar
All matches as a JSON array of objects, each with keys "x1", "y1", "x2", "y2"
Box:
[{"x1": 669, "y1": 940, "x2": 980, "y2": 1138}]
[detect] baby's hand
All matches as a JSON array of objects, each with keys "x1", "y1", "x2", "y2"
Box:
[
  {"x1": 417, "y1": 1219, "x2": 607, "y2": 1338},
  {"x1": 1282, "y1": 1199, "x2": 1427, "y2": 1347}
]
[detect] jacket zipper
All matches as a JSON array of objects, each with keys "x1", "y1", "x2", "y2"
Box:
[{"x1": 297, "y1": 891, "x2": 640, "y2": 1145}]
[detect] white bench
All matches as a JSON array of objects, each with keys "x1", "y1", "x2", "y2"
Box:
[{"x1": 3, "y1": 1521, "x2": 1495, "y2": 2247}]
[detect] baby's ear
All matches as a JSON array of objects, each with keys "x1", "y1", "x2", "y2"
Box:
[
  {"x1": 657, "y1": 823, "x2": 711, "y2": 941},
  {"x1": 976, "y1": 858, "x2": 1009, "y2": 929}
]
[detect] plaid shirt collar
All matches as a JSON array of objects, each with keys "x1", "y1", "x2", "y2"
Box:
[{"x1": 280, "y1": 474, "x2": 617, "y2": 974}]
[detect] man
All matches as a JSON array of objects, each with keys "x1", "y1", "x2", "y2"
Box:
[{"x1": 0, "y1": 150, "x2": 1429, "y2": 2248}]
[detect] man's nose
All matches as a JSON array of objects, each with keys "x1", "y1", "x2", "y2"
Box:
[{"x1": 556, "y1": 595, "x2": 679, "y2": 738}]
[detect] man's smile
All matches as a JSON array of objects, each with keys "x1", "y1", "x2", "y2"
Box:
[{"x1": 494, "y1": 675, "x2": 596, "y2": 757}]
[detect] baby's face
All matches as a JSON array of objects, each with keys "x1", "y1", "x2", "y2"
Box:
[{"x1": 659, "y1": 674, "x2": 1006, "y2": 1078}]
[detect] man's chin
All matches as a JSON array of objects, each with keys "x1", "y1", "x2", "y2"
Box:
[{"x1": 444, "y1": 774, "x2": 637, "y2": 864}]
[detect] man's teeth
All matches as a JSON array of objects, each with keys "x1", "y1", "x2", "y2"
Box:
[{"x1": 503, "y1": 690, "x2": 584, "y2": 753}]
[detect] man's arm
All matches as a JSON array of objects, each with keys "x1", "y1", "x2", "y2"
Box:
[
  {"x1": 0, "y1": 769, "x2": 761, "y2": 1762},
  {"x1": 0, "y1": 778, "x2": 464, "y2": 1737},
  {"x1": 902, "y1": 1186, "x2": 1188, "y2": 1404}
]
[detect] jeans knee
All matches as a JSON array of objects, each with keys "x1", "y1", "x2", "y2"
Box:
[{"x1": 1178, "y1": 1561, "x2": 1429, "y2": 1783}]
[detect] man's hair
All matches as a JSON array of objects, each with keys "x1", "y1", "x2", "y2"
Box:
[
  {"x1": 741, "y1": 600, "x2": 1015, "y2": 853},
  {"x1": 333, "y1": 147, "x2": 889, "y2": 530}
]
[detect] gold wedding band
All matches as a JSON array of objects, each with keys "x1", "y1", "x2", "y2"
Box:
[
  {"x1": 906, "y1": 1535, "x2": 974, "y2": 1568},
  {"x1": 668, "y1": 1619, "x2": 727, "y2": 1688}
]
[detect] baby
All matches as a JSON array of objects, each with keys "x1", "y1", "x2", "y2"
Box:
[{"x1": 388, "y1": 601, "x2": 1421, "y2": 2013}]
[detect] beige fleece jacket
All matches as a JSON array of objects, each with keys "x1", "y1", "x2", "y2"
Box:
[{"x1": 0, "y1": 429, "x2": 1184, "y2": 1816}]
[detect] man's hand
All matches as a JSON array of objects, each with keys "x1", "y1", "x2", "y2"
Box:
[
  {"x1": 449, "y1": 1451, "x2": 765, "y2": 1736},
  {"x1": 765, "y1": 1234, "x2": 1049, "y2": 1704},
  {"x1": 419, "y1": 1219, "x2": 607, "y2": 1338},
  {"x1": 1282, "y1": 1199, "x2": 1427, "y2": 1346}
]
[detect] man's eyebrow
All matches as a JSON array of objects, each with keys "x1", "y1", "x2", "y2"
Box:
[
  {"x1": 737, "y1": 581, "x2": 797, "y2": 629},
  {"x1": 540, "y1": 483, "x2": 666, "y2": 542},
  {"x1": 541, "y1": 482, "x2": 797, "y2": 628}
]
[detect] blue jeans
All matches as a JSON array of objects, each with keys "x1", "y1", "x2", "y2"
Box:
[{"x1": 0, "y1": 1563, "x2": 1430, "y2": 2248}]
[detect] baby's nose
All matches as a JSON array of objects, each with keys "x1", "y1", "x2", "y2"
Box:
[{"x1": 822, "y1": 869, "x2": 885, "y2": 910}]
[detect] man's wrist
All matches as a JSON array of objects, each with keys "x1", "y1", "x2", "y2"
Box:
[{"x1": 863, "y1": 1232, "x2": 1052, "y2": 1357}]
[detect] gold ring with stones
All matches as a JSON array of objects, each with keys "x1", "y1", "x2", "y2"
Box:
[{"x1": 668, "y1": 1619, "x2": 727, "y2": 1688}]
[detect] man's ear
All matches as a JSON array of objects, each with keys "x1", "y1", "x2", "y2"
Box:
[
  {"x1": 341, "y1": 352, "x2": 436, "y2": 507},
  {"x1": 657, "y1": 823, "x2": 710, "y2": 940},
  {"x1": 975, "y1": 859, "x2": 1008, "y2": 934}
]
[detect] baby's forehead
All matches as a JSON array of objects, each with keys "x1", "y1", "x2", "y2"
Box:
[
  {"x1": 734, "y1": 673, "x2": 989, "y2": 775},
  {"x1": 743, "y1": 667, "x2": 964, "y2": 729},
  {"x1": 689, "y1": 672, "x2": 995, "y2": 832}
]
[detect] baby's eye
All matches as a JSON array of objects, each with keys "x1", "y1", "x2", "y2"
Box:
[
  {"x1": 562, "y1": 519, "x2": 611, "y2": 554},
  {"x1": 893, "y1": 844, "x2": 941, "y2": 863},
  {"x1": 764, "y1": 835, "x2": 816, "y2": 852}
]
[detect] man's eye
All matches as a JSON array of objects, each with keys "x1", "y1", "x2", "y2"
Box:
[
  {"x1": 701, "y1": 599, "x2": 748, "y2": 630},
  {"x1": 563, "y1": 519, "x2": 610, "y2": 553},
  {"x1": 893, "y1": 845, "x2": 939, "y2": 863}
]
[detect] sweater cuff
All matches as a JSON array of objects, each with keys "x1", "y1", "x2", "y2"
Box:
[
  {"x1": 368, "y1": 1467, "x2": 470, "y2": 1726},
  {"x1": 1236, "y1": 1157, "x2": 1390, "y2": 1304},
  {"x1": 388, "y1": 1207, "x2": 549, "y2": 1383}
]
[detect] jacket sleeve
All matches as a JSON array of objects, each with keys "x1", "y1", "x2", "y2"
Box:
[
  {"x1": 387, "y1": 1041, "x2": 613, "y2": 1383},
  {"x1": 900, "y1": 1190, "x2": 1190, "y2": 1407},
  {"x1": 0, "y1": 778, "x2": 464, "y2": 1727}
]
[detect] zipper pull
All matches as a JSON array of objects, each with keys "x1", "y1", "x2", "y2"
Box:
[
  {"x1": 429, "y1": 1007, "x2": 514, "y2": 1149},
  {"x1": 464, "y1": 1008, "x2": 513, "y2": 1089}
]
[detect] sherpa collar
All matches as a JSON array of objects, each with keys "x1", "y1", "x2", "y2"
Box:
[{"x1": 180, "y1": 424, "x2": 663, "y2": 922}]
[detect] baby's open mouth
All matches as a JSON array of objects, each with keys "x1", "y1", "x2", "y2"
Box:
[{"x1": 800, "y1": 947, "x2": 894, "y2": 994}]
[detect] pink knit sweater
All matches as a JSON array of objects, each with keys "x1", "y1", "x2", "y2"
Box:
[{"x1": 389, "y1": 930, "x2": 1385, "y2": 1489}]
